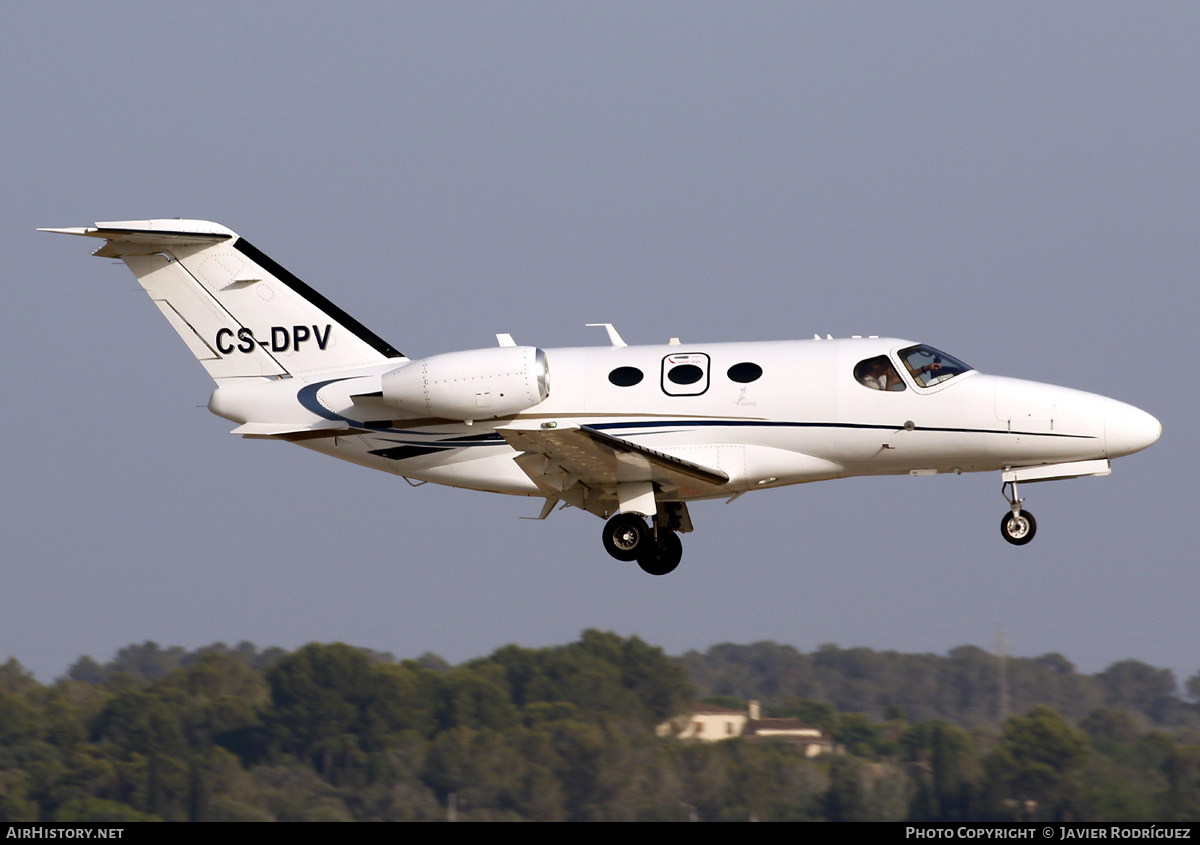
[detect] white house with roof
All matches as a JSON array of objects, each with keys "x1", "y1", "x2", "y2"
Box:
[{"x1": 657, "y1": 700, "x2": 832, "y2": 757}]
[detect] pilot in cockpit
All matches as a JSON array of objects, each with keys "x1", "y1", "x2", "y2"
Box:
[{"x1": 856, "y1": 356, "x2": 906, "y2": 392}]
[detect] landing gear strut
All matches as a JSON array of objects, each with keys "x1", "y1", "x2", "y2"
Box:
[
  {"x1": 601, "y1": 512, "x2": 684, "y2": 575},
  {"x1": 1000, "y1": 480, "x2": 1037, "y2": 546}
]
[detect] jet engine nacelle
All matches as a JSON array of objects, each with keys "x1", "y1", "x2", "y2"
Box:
[{"x1": 381, "y1": 346, "x2": 550, "y2": 421}]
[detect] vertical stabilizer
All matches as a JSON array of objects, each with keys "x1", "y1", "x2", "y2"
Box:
[{"x1": 42, "y1": 220, "x2": 404, "y2": 381}]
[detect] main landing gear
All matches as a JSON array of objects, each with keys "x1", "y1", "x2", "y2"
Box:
[
  {"x1": 602, "y1": 513, "x2": 684, "y2": 575},
  {"x1": 1000, "y1": 480, "x2": 1037, "y2": 546}
]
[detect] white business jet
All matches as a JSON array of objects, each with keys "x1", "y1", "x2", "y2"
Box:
[{"x1": 44, "y1": 220, "x2": 1161, "y2": 575}]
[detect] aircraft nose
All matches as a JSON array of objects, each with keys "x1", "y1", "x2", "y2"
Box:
[{"x1": 1105, "y1": 399, "x2": 1161, "y2": 458}]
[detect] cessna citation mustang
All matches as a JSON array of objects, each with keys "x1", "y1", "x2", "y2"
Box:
[{"x1": 44, "y1": 220, "x2": 1161, "y2": 575}]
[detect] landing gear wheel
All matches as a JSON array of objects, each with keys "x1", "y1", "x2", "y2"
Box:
[
  {"x1": 637, "y1": 532, "x2": 683, "y2": 576},
  {"x1": 1001, "y1": 510, "x2": 1037, "y2": 546},
  {"x1": 603, "y1": 513, "x2": 650, "y2": 561}
]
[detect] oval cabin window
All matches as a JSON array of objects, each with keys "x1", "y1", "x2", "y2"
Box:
[
  {"x1": 727, "y1": 362, "x2": 763, "y2": 383},
  {"x1": 608, "y1": 366, "x2": 644, "y2": 387},
  {"x1": 666, "y1": 364, "x2": 704, "y2": 385}
]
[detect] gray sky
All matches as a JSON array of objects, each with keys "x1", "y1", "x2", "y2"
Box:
[{"x1": 3, "y1": 2, "x2": 1196, "y2": 686}]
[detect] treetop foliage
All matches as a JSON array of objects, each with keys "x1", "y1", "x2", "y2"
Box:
[
  {"x1": 0, "y1": 634, "x2": 1197, "y2": 822},
  {"x1": 680, "y1": 641, "x2": 1200, "y2": 731}
]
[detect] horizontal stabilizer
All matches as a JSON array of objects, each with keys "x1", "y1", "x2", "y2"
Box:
[
  {"x1": 39, "y1": 220, "x2": 236, "y2": 256},
  {"x1": 231, "y1": 420, "x2": 351, "y2": 439}
]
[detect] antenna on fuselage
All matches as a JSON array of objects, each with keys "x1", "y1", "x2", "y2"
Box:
[{"x1": 586, "y1": 323, "x2": 627, "y2": 347}]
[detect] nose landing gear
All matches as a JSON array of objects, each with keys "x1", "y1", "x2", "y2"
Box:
[{"x1": 1000, "y1": 480, "x2": 1037, "y2": 545}]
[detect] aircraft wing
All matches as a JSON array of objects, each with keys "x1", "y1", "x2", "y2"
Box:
[{"x1": 499, "y1": 423, "x2": 730, "y2": 506}]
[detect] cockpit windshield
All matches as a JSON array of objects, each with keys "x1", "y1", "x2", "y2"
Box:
[{"x1": 897, "y1": 344, "x2": 972, "y2": 387}]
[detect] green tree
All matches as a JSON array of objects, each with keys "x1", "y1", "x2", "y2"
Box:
[
  {"x1": 1160, "y1": 744, "x2": 1200, "y2": 821},
  {"x1": 986, "y1": 706, "x2": 1089, "y2": 820},
  {"x1": 904, "y1": 720, "x2": 979, "y2": 820},
  {"x1": 1098, "y1": 661, "x2": 1177, "y2": 723},
  {"x1": 824, "y1": 755, "x2": 868, "y2": 821},
  {"x1": 264, "y1": 642, "x2": 379, "y2": 762}
]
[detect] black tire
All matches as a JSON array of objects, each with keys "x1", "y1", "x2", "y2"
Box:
[
  {"x1": 603, "y1": 513, "x2": 650, "y2": 561},
  {"x1": 637, "y1": 531, "x2": 683, "y2": 576},
  {"x1": 1001, "y1": 510, "x2": 1037, "y2": 546}
]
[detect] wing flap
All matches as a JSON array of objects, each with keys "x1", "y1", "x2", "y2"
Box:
[{"x1": 499, "y1": 423, "x2": 729, "y2": 500}]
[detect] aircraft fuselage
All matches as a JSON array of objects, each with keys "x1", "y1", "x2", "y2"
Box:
[{"x1": 207, "y1": 337, "x2": 1157, "y2": 501}]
